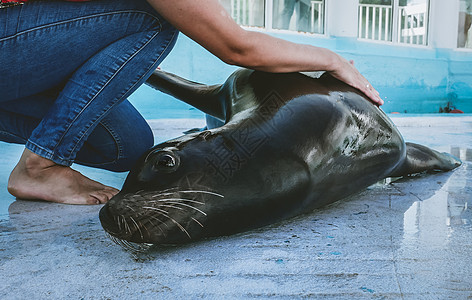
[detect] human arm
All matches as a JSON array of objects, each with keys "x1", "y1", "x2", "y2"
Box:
[{"x1": 145, "y1": 0, "x2": 383, "y2": 105}]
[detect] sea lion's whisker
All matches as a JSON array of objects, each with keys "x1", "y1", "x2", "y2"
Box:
[
  {"x1": 162, "y1": 201, "x2": 207, "y2": 216},
  {"x1": 191, "y1": 217, "x2": 204, "y2": 228},
  {"x1": 141, "y1": 222, "x2": 150, "y2": 236},
  {"x1": 106, "y1": 231, "x2": 151, "y2": 253},
  {"x1": 122, "y1": 240, "x2": 150, "y2": 253},
  {"x1": 142, "y1": 206, "x2": 169, "y2": 215},
  {"x1": 148, "y1": 210, "x2": 191, "y2": 239},
  {"x1": 106, "y1": 232, "x2": 133, "y2": 252},
  {"x1": 157, "y1": 204, "x2": 184, "y2": 211},
  {"x1": 123, "y1": 218, "x2": 131, "y2": 235},
  {"x1": 152, "y1": 187, "x2": 180, "y2": 195},
  {"x1": 114, "y1": 215, "x2": 122, "y2": 232},
  {"x1": 151, "y1": 192, "x2": 175, "y2": 199},
  {"x1": 129, "y1": 216, "x2": 144, "y2": 240},
  {"x1": 149, "y1": 216, "x2": 170, "y2": 231},
  {"x1": 148, "y1": 190, "x2": 224, "y2": 200},
  {"x1": 149, "y1": 198, "x2": 205, "y2": 206},
  {"x1": 115, "y1": 238, "x2": 129, "y2": 250},
  {"x1": 119, "y1": 215, "x2": 126, "y2": 233},
  {"x1": 179, "y1": 190, "x2": 225, "y2": 198},
  {"x1": 125, "y1": 204, "x2": 137, "y2": 214},
  {"x1": 146, "y1": 218, "x2": 166, "y2": 235},
  {"x1": 170, "y1": 220, "x2": 191, "y2": 239}
]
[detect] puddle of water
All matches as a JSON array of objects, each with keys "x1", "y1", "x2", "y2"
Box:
[
  {"x1": 402, "y1": 148, "x2": 471, "y2": 248},
  {"x1": 451, "y1": 147, "x2": 472, "y2": 163}
]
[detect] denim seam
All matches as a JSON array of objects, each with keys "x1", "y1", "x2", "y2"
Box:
[
  {"x1": 20, "y1": 12, "x2": 166, "y2": 166},
  {"x1": 73, "y1": 120, "x2": 122, "y2": 168},
  {"x1": 98, "y1": 119, "x2": 122, "y2": 164},
  {"x1": 26, "y1": 140, "x2": 58, "y2": 162},
  {"x1": 66, "y1": 27, "x2": 178, "y2": 160},
  {"x1": 73, "y1": 28, "x2": 177, "y2": 168},
  {"x1": 62, "y1": 30, "x2": 163, "y2": 162},
  {"x1": 15, "y1": 4, "x2": 22, "y2": 34},
  {"x1": 0, "y1": 10, "x2": 162, "y2": 42},
  {"x1": 0, "y1": 130, "x2": 27, "y2": 143},
  {"x1": 129, "y1": 28, "x2": 179, "y2": 97}
]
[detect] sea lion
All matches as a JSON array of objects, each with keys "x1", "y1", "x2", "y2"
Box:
[{"x1": 99, "y1": 68, "x2": 461, "y2": 245}]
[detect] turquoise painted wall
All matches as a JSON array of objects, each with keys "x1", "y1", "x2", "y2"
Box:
[{"x1": 129, "y1": 32, "x2": 472, "y2": 117}]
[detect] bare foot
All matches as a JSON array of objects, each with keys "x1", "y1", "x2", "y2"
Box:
[{"x1": 7, "y1": 149, "x2": 119, "y2": 205}]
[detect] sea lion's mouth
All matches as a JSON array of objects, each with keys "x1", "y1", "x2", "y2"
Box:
[
  {"x1": 104, "y1": 231, "x2": 153, "y2": 254},
  {"x1": 99, "y1": 188, "x2": 224, "y2": 247}
]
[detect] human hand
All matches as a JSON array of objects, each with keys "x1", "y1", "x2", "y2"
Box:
[{"x1": 328, "y1": 56, "x2": 384, "y2": 106}]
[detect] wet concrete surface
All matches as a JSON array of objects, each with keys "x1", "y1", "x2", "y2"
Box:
[{"x1": 0, "y1": 115, "x2": 471, "y2": 299}]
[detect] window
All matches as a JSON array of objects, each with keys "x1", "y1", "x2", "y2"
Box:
[
  {"x1": 272, "y1": 0, "x2": 325, "y2": 34},
  {"x1": 458, "y1": 0, "x2": 472, "y2": 48},
  {"x1": 220, "y1": 0, "x2": 326, "y2": 34},
  {"x1": 358, "y1": 0, "x2": 393, "y2": 42},
  {"x1": 219, "y1": 0, "x2": 265, "y2": 27},
  {"x1": 358, "y1": 0, "x2": 430, "y2": 46}
]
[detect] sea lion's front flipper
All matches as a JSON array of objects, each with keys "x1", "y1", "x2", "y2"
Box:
[
  {"x1": 146, "y1": 70, "x2": 225, "y2": 120},
  {"x1": 389, "y1": 142, "x2": 462, "y2": 177}
]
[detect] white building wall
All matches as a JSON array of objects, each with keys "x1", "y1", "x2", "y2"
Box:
[
  {"x1": 326, "y1": 0, "x2": 358, "y2": 38},
  {"x1": 429, "y1": 0, "x2": 460, "y2": 49},
  {"x1": 325, "y1": 0, "x2": 464, "y2": 49}
]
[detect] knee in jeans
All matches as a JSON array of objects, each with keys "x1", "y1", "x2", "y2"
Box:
[
  {"x1": 123, "y1": 124, "x2": 154, "y2": 166},
  {"x1": 108, "y1": 122, "x2": 154, "y2": 172},
  {"x1": 76, "y1": 120, "x2": 153, "y2": 172}
]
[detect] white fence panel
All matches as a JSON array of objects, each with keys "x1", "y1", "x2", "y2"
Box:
[
  {"x1": 358, "y1": 4, "x2": 392, "y2": 42},
  {"x1": 398, "y1": 3, "x2": 428, "y2": 45},
  {"x1": 230, "y1": 0, "x2": 263, "y2": 27},
  {"x1": 358, "y1": 2, "x2": 428, "y2": 46},
  {"x1": 310, "y1": 0, "x2": 324, "y2": 34}
]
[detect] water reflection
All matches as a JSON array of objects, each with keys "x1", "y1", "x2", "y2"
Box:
[
  {"x1": 451, "y1": 147, "x2": 472, "y2": 163},
  {"x1": 448, "y1": 148, "x2": 471, "y2": 227},
  {"x1": 402, "y1": 147, "x2": 471, "y2": 248}
]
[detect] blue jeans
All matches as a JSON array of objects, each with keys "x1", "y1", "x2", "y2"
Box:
[{"x1": 0, "y1": 0, "x2": 178, "y2": 172}]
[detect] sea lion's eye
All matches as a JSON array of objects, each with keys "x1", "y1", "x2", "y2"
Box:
[
  {"x1": 157, "y1": 154, "x2": 176, "y2": 168},
  {"x1": 151, "y1": 150, "x2": 180, "y2": 173}
]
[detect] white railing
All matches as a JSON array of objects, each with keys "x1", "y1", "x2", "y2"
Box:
[
  {"x1": 358, "y1": 4, "x2": 392, "y2": 41},
  {"x1": 310, "y1": 0, "x2": 324, "y2": 34},
  {"x1": 358, "y1": 2, "x2": 428, "y2": 46},
  {"x1": 231, "y1": 0, "x2": 248, "y2": 26},
  {"x1": 225, "y1": 0, "x2": 430, "y2": 44},
  {"x1": 275, "y1": 0, "x2": 324, "y2": 33},
  {"x1": 398, "y1": 3, "x2": 428, "y2": 45},
  {"x1": 230, "y1": 0, "x2": 260, "y2": 26},
  {"x1": 228, "y1": 0, "x2": 325, "y2": 34}
]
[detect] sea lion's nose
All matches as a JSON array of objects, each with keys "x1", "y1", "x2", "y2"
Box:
[{"x1": 99, "y1": 204, "x2": 121, "y2": 236}]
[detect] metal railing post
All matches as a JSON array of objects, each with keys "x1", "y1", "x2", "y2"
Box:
[
  {"x1": 392, "y1": 0, "x2": 400, "y2": 43},
  {"x1": 265, "y1": 0, "x2": 273, "y2": 29}
]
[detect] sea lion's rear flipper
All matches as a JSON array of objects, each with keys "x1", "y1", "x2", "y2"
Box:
[
  {"x1": 145, "y1": 70, "x2": 225, "y2": 120},
  {"x1": 389, "y1": 142, "x2": 462, "y2": 177}
]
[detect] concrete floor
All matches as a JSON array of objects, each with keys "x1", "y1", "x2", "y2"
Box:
[{"x1": 0, "y1": 115, "x2": 471, "y2": 299}]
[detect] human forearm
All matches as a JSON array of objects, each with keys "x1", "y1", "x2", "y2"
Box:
[
  {"x1": 145, "y1": 0, "x2": 383, "y2": 105},
  {"x1": 230, "y1": 31, "x2": 382, "y2": 105},
  {"x1": 225, "y1": 30, "x2": 340, "y2": 73},
  {"x1": 145, "y1": 0, "x2": 337, "y2": 73}
]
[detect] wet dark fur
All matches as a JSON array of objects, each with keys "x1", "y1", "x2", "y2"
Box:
[{"x1": 100, "y1": 69, "x2": 461, "y2": 246}]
